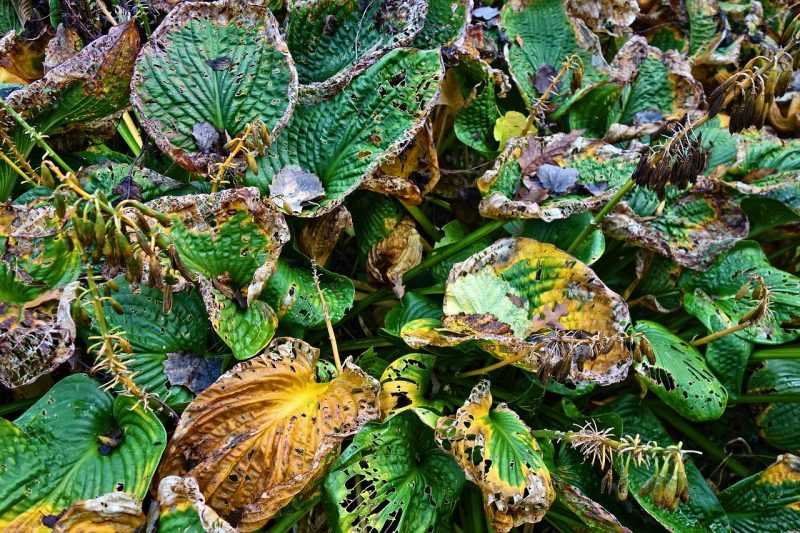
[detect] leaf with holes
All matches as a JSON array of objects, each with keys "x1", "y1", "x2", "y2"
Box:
[
  {"x1": 52, "y1": 492, "x2": 146, "y2": 533},
  {"x1": 0, "y1": 374, "x2": 166, "y2": 532},
  {"x1": 131, "y1": 1, "x2": 297, "y2": 174},
  {"x1": 158, "y1": 338, "x2": 381, "y2": 531},
  {"x1": 435, "y1": 381, "x2": 555, "y2": 532},
  {"x1": 244, "y1": 48, "x2": 443, "y2": 217},
  {"x1": 747, "y1": 360, "x2": 800, "y2": 452},
  {"x1": 286, "y1": 0, "x2": 427, "y2": 90},
  {"x1": 379, "y1": 353, "x2": 443, "y2": 427},
  {"x1": 402, "y1": 237, "x2": 632, "y2": 386},
  {"x1": 323, "y1": 412, "x2": 465, "y2": 532},
  {"x1": 634, "y1": 321, "x2": 727, "y2": 421}
]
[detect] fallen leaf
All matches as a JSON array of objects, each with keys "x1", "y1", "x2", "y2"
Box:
[{"x1": 163, "y1": 351, "x2": 223, "y2": 395}]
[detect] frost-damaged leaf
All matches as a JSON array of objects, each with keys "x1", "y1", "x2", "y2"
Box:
[
  {"x1": 747, "y1": 360, "x2": 800, "y2": 452},
  {"x1": 285, "y1": 0, "x2": 427, "y2": 91},
  {"x1": 634, "y1": 321, "x2": 727, "y2": 421},
  {"x1": 158, "y1": 476, "x2": 237, "y2": 533},
  {"x1": 718, "y1": 454, "x2": 800, "y2": 532},
  {"x1": 681, "y1": 241, "x2": 800, "y2": 344},
  {"x1": 609, "y1": 36, "x2": 704, "y2": 125},
  {"x1": 0, "y1": 22, "x2": 139, "y2": 200},
  {"x1": 261, "y1": 251, "x2": 355, "y2": 330},
  {"x1": 599, "y1": 396, "x2": 731, "y2": 532},
  {"x1": 245, "y1": 48, "x2": 444, "y2": 217},
  {"x1": 0, "y1": 374, "x2": 166, "y2": 532},
  {"x1": 379, "y1": 353, "x2": 443, "y2": 427},
  {"x1": 365, "y1": 119, "x2": 440, "y2": 205},
  {"x1": 158, "y1": 337, "x2": 381, "y2": 531},
  {"x1": 78, "y1": 162, "x2": 195, "y2": 203},
  {"x1": 367, "y1": 217, "x2": 424, "y2": 297},
  {"x1": 564, "y1": 0, "x2": 638, "y2": 36},
  {"x1": 0, "y1": 283, "x2": 77, "y2": 388},
  {"x1": 500, "y1": 0, "x2": 606, "y2": 106},
  {"x1": 604, "y1": 181, "x2": 749, "y2": 270},
  {"x1": 402, "y1": 237, "x2": 632, "y2": 386},
  {"x1": 478, "y1": 134, "x2": 639, "y2": 221},
  {"x1": 413, "y1": 0, "x2": 472, "y2": 49},
  {"x1": 436, "y1": 381, "x2": 555, "y2": 532},
  {"x1": 131, "y1": 1, "x2": 297, "y2": 174},
  {"x1": 298, "y1": 206, "x2": 352, "y2": 266},
  {"x1": 324, "y1": 411, "x2": 464, "y2": 532},
  {"x1": 81, "y1": 277, "x2": 218, "y2": 406},
  {"x1": 52, "y1": 492, "x2": 146, "y2": 533}
]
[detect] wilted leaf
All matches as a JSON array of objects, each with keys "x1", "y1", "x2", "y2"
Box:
[
  {"x1": 0, "y1": 374, "x2": 166, "y2": 532},
  {"x1": 367, "y1": 217, "x2": 424, "y2": 297},
  {"x1": 379, "y1": 353, "x2": 443, "y2": 426},
  {"x1": 718, "y1": 454, "x2": 800, "y2": 532},
  {"x1": 131, "y1": 1, "x2": 297, "y2": 174},
  {"x1": 269, "y1": 165, "x2": 326, "y2": 214},
  {"x1": 324, "y1": 412, "x2": 465, "y2": 532},
  {"x1": 298, "y1": 206, "x2": 352, "y2": 266},
  {"x1": 53, "y1": 492, "x2": 145, "y2": 533},
  {"x1": 726, "y1": 171, "x2": 800, "y2": 218},
  {"x1": 565, "y1": 0, "x2": 638, "y2": 36},
  {"x1": 402, "y1": 237, "x2": 632, "y2": 385},
  {"x1": 286, "y1": 0, "x2": 427, "y2": 90},
  {"x1": 158, "y1": 476, "x2": 236, "y2": 533},
  {"x1": 555, "y1": 481, "x2": 631, "y2": 532},
  {"x1": 634, "y1": 320, "x2": 727, "y2": 421},
  {"x1": 158, "y1": 337, "x2": 381, "y2": 531},
  {"x1": 163, "y1": 351, "x2": 223, "y2": 396},
  {"x1": 246, "y1": 48, "x2": 443, "y2": 217},
  {"x1": 747, "y1": 360, "x2": 800, "y2": 452},
  {"x1": 435, "y1": 381, "x2": 555, "y2": 532}
]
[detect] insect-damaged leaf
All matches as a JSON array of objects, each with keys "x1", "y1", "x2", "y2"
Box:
[
  {"x1": 323, "y1": 411, "x2": 464, "y2": 532},
  {"x1": 245, "y1": 48, "x2": 443, "y2": 217},
  {"x1": 747, "y1": 360, "x2": 800, "y2": 452},
  {"x1": 51, "y1": 492, "x2": 146, "y2": 533},
  {"x1": 402, "y1": 237, "x2": 632, "y2": 386},
  {"x1": 378, "y1": 353, "x2": 443, "y2": 427},
  {"x1": 435, "y1": 381, "x2": 555, "y2": 532},
  {"x1": 634, "y1": 321, "x2": 727, "y2": 421},
  {"x1": 0, "y1": 374, "x2": 166, "y2": 532},
  {"x1": 718, "y1": 453, "x2": 800, "y2": 532},
  {"x1": 131, "y1": 1, "x2": 297, "y2": 174},
  {"x1": 0, "y1": 22, "x2": 140, "y2": 200},
  {"x1": 158, "y1": 338, "x2": 381, "y2": 531},
  {"x1": 285, "y1": 0, "x2": 427, "y2": 90},
  {"x1": 157, "y1": 476, "x2": 237, "y2": 533},
  {"x1": 78, "y1": 162, "x2": 195, "y2": 203}
]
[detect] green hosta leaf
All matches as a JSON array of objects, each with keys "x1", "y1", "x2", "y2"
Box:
[
  {"x1": 478, "y1": 135, "x2": 639, "y2": 221},
  {"x1": 0, "y1": 374, "x2": 166, "y2": 532},
  {"x1": 413, "y1": 0, "x2": 472, "y2": 49},
  {"x1": 740, "y1": 136, "x2": 800, "y2": 173},
  {"x1": 605, "y1": 184, "x2": 749, "y2": 270},
  {"x1": 687, "y1": 0, "x2": 723, "y2": 58},
  {"x1": 81, "y1": 277, "x2": 217, "y2": 407},
  {"x1": 705, "y1": 318, "x2": 753, "y2": 399},
  {"x1": 324, "y1": 412, "x2": 464, "y2": 532},
  {"x1": 453, "y1": 58, "x2": 501, "y2": 157},
  {"x1": 747, "y1": 360, "x2": 800, "y2": 452},
  {"x1": 431, "y1": 220, "x2": 494, "y2": 282},
  {"x1": 727, "y1": 171, "x2": 800, "y2": 217},
  {"x1": 719, "y1": 454, "x2": 800, "y2": 533},
  {"x1": 261, "y1": 252, "x2": 354, "y2": 330},
  {"x1": 78, "y1": 162, "x2": 195, "y2": 203},
  {"x1": 499, "y1": 0, "x2": 604, "y2": 105},
  {"x1": 0, "y1": 22, "x2": 140, "y2": 200},
  {"x1": 681, "y1": 241, "x2": 800, "y2": 344},
  {"x1": 382, "y1": 291, "x2": 442, "y2": 337},
  {"x1": 514, "y1": 211, "x2": 605, "y2": 265},
  {"x1": 567, "y1": 83, "x2": 624, "y2": 138},
  {"x1": 286, "y1": 0, "x2": 427, "y2": 89},
  {"x1": 246, "y1": 48, "x2": 443, "y2": 217},
  {"x1": 634, "y1": 321, "x2": 727, "y2": 421},
  {"x1": 402, "y1": 237, "x2": 632, "y2": 386},
  {"x1": 628, "y1": 253, "x2": 683, "y2": 312},
  {"x1": 0, "y1": 3, "x2": 23, "y2": 34},
  {"x1": 131, "y1": 1, "x2": 297, "y2": 174},
  {"x1": 599, "y1": 395, "x2": 731, "y2": 532},
  {"x1": 378, "y1": 353, "x2": 443, "y2": 427},
  {"x1": 699, "y1": 117, "x2": 737, "y2": 170},
  {"x1": 199, "y1": 278, "x2": 278, "y2": 360},
  {"x1": 435, "y1": 381, "x2": 555, "y2": 531},
  {"x1": 348, "y1": 190, "x2": 405, "y2": 261}
]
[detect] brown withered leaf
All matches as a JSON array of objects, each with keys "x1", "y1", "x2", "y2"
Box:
[
  {"x1": 53, "y1": 492, "x2": 145, "y2": 533},
  {"x1": 565, "y1": 0, "x2": 639, "y2": 36},
  {"x1": 517, "y1": 130, "x2": 583, "y2": 176},
  {"x1": 269, "y1": 165, "x2": 326, "y2": 214},
  {"x1": 157, "y1": 476, "x2": 237, "y2": 533},
  {"x1": 163, "y1": 351, "x2": 223, "y2": 395},
  {"x1": 158, "y1": 337, "x2": 381, "y2": 531},
  {"x1": 298, "y1": 206, "x2": 353, "y2": 266},
  {"x1": 365, "y1": 120, "x2": 440, "y2": 205},
  {"x1": 367, "y1": 217, "x2": 424, "y2": 298},
  {"x1": 556, "y1": 482, "x2": 632, "y2": 533},
  {"x1": 0, "y1": 27, "x2": 51, "y2": 84},
  {"x1": 43, "y1": 24, "x2": 82, "y2": 73}
]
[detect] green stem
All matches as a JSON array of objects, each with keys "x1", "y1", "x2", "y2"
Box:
[
  {"x1": 749, "y1": 346, "x2": 800, "y2": 362},
  {"x1": 467, "y1": 485, "x2": 485, "y2": 533},
  {"x1": 768, "y1": 241, "x2": 798, "y2": 260},
  {"x1": 0, "y1": 398, "x2": 38, "y2": 418},
  {"x1": 402, "y1": 202, "x2": 443, "y2": 241},
  {"x1": 331, "y1": 337, "x2": 393, "y2": 352},
  {"x1": 649, "y1": 402, "x2": 751, "y2": 478},
  {"x1": 730, "y1": 394, "x2": 800, "y2": 404},
  {"x1": 425, "y1": 196, "x2": 452, "y2": 211},
  {"x1": 266, "y1": 495, "x2": 320, "y2": 533},
  {"x1": 0, "y1": 99, "x2": 73, "y2": 174},
  {"x1": 567, "y1": 178, "x2": 635, "y2": 255}
]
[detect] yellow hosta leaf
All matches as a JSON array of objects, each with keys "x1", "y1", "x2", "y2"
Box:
[
  {"x1": 158, "y1": 338, "x2": 381, "y2": 531},
  {"x1": 435, "y1": 381, "x2": 555, "y2": 532},
  {"x1": 493, "y1": 111, "x2": 529, "y2": 148},
  {"x1": 53, "y1": 493, "x2": 145, "y2": 533}
]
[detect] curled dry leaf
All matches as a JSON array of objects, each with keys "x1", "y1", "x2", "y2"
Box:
[
  {"x1": 367, "y1": 217, "x2": 424, "y2": 297},
  {"x1": 402, "y1": 237, "x2": 632, "y2": 385},
  {"x1": 556, "y1": 482, "x2": 632, "y2": 533},
  {"x1": 0, "y1": 27, "x2": 50, "y2": 84},
  {"x1": 158, "y1": 337, "x2": 381, "y2": 531},
  {"x1": 436, "y1": 381, "x2": 555, "y2": 532},
  {"x1": 53, "y1": 492, "x2": 145, "y2": 533},
  {"x1": 158, "y1": 476, "x2": 236, "y2": 533},
  {"x1": 298, "y1": 206, "x2": 353, "y2": 266},
  {"x1": 365, "y1": 119, "x2": 441, "y2": 205},
  {"x1": 565, "y1": 0, "x2": 639, "y2": 35}
]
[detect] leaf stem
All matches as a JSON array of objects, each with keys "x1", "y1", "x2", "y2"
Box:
[
  {"x1": 456, "y1": 353, "x2": 529, "y2": 378},
  {"x1": 567, "y1": 178, "x2": 635, "y2": 255},
  {"x1": 749, "y1": 346, "x2": 800, "y2": 362},
  {"x1": 729, "y1": 394, "x2": 800, "y2": 403},
  {"x1": 402, "y1": 202, "x2": 443, "y2": 241},
  {"x1": 0, "y1": 397, "x2": 38, "y2": 418},
  {"x1": 0, "y1": 99, "x2": 73, "y2": 174},
  {"x1": 332, "y1": 337, "x2": 394, "y2": 352},
  {"x1": 689, "y1": 322, "x2": 750, "y2": 346},
  {"x1": 266, "y1": 495, "x2": 320, "y2": 533}
]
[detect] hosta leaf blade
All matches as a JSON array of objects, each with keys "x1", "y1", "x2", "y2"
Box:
[
  {"x1": 412, "y1": 0, "x2": 472, "y2": 49},
  {"x1": 747, "y1": 360, "x2": 800, "y2": 452},
  {"x1": 378, "y1": 353, "x2": 442, "y2": 426}
]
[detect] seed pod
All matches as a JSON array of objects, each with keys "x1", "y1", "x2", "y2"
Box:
[
  {"x1": 74, "y1": 305, "x2": 91, "y2": 326},
  {"x1": 126, "y1": 253, "x2": 143, "y2": 283},
  {"x1": 93, "y1": 211, "x2": 106, "y2": 251},
  {"x1": 245, "y1": 151, "x2": 258, "y2": 174},
  {"x1": 223, "y1": 137, "x2": 240, "y2": 152},
  {"x1": 601, "y1": 469, "x2": 614, "y2": 494},
  {"x1": 134, "y1": 210, "x2": 151, "y2": 234},
  {"x1": 135, "y1": 230, "x2": 154, "y2": 256},
  {"x1": 54, "y1": 192, "x2": 66, "y2": 219},
  {"x1": 638, "y1": 475, "x2": 656, "y2": 498},
  {"x1": 163, "y1": 286, "x2": 173, "y2": 314},
  {"x1": 168, "y1": 244, "x2": 196, "y2": 282},
  {"x1": 106, "y1": 279, "x2": 119, "y2": 292},
  {"x1": 735, "y1": 281, "x2": 751, "y2": 300},
  {"x1": 259, "y1": 122, "x2": 271, "y2": 147},
  {"x1": 110, "y1": 298, "x2": 125, "y2": 315},
  {"x1": 676, "y1": 459, "x2": 689, "y2": 503},
  {"x1": 617, "y1": 454, "x2": 631, "y2": 501}
]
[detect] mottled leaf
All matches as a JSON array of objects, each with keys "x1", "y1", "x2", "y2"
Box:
[{"x1": 379, "y1": 353, "x2": 442, "y2": 426}]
